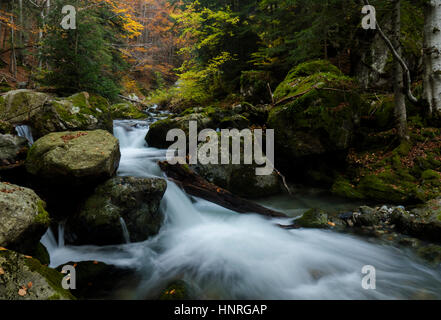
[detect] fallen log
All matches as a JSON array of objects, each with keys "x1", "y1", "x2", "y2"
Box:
[{"x1": 158, "y1": 161, "x2": 287, "y2": 218}]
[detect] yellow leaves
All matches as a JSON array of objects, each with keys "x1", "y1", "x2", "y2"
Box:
[{"x1": 164, "y1": 289, "x2": 176, "y2": 295}]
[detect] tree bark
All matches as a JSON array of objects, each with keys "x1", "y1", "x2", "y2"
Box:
[
  {"x1": 423, "y1": 0, "x2": 441, "y2": 118},
  {"x1": 391, "y1": 0, "x2": 408, "y2": 139},
  {"x1": 158, "y1": 161, "x2": 287, "y2": 218}
]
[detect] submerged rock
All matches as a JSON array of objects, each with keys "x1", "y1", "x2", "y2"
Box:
[
  {"x1": 25, "y1": 130, "x2": 120, "y2": 186},
  {"x1": 65, "y1": 176, "x2": 167, "y2": 245},
  {"x1": 0, "y1": 182, "x2": 50, "y2": 254},
  {"x1": 0, "y1": 134, "x2": 28, "y2": 170},
  {"x1": 0, "y1": 249, "x2": 74, "y2": 300},
  {"x1": 295, "y1": 208, "x2": 329, "y2": 229}
]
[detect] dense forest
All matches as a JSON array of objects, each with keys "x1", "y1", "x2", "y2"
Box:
[{"x1": 1, "y1": 0, "x2": 441, "y2": 301}]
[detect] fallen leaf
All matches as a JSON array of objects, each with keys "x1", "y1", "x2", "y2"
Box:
[
  {"x1": 0, "y1": 267, "x2": 4, "y2": 275},
  {"x1": 93, "y1": 261, "x2": 98, "y2": 265},
  {"x1": 27, "y1": 282, "x2": 33, "y2": 289},
  {"x1": 328, "y1": 222, "x2": 336, "y2": 227},
  {"x1": 18, "y1": 288, "x2": 27, "y2": 296},
  {"x1": 0, "y1": 247, "x2": 7, "y2": 251},
  {"x1": 169, "y1": 289, "x2": 176, "y2": 295},
  {"x1": 24, "y1": 255, "x2": 32, "y2": 259}
]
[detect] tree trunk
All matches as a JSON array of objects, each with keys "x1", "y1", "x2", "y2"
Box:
[
  {"x1": 423, "y1": 0, "x2": 441, "y2": 118},
  {"x1": 391, "y1": 0, "x2": 408, "y2": 139}
]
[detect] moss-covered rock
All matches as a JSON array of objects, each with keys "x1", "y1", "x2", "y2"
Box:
[
  {"x1": 0, "y1": 90, "x2": 49, "y2": 124},
  {"x1": 0, "y1": 182, "x2": 50, "y2": 254},
  {"x1": 65, "y1": 176, "x2": 167, "y2": 245},
  {"x1": 331, "y1": 134, "x2": 441, "y2": 203},
  {"x1": 110, "y1": 102, "x2": 146, "y2": 120},
  {"x1": 295, "y1": 208, "x2": 329, "y2": 229},
  {"x1": 0, "y1": 249, "x2": 74, "y2": 300},
  {"x1": 25, "y1": 130, "x2": 120, "y2": 186},
  {"x1": 0, "y1": 120, "x2": 14, "y2": 134},
  {"x1": 31, "y1": 92, "x2": 112, "y2": 138},
  {"x1": 55, "y1": 261, "x2": 136, "y2": 300},
  {"x1": 268, "y1": 60, "x2": 363, "y2": 169}
]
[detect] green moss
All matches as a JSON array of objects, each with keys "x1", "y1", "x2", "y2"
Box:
[
  {"x1": 422, "y1": 169, "x2": 441, "y2": 181},
  {"x1": 35, "y1": 200, "x2": 51, "y2": 226},
  {"x1": 24, "y1": 256, "x2": 76, "y2": 300},
  {"x1": 110, "y1": 103, "x2": 145, "y2": 120},
  {"x1": 331, "y1": 177, "x2": 365, "y2": 199}
]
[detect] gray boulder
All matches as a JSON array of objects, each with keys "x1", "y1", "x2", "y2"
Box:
[
  {"x1": 65, "y1": 176, "x2": 167, "y2": 245},
  {"x1": 25, "y1": 130, "x2": 120, "y2": 186},
  {"x1": 0, "y1": 182, "x2": 50, "y2": 253}
]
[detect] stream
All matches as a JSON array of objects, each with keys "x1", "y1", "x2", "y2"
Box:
[{"x1": 37, "y1": 118, "x2": 441, "y2": 300}]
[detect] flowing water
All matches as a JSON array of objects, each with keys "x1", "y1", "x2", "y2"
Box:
[
  {"x1": 15, "y1": 124, "x2": 34, "y2": 146},
  {"x1": 41, "y1": 118, "x2": 441, "y2": 300}
]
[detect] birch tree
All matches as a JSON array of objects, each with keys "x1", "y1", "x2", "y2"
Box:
[{"x1": 423, "y1": 0, "x2": 441, "y2": 118}]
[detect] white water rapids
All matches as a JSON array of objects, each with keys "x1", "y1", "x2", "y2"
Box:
[{"x1": 41, "y1": 119, "x2": 441, "y2": 300}]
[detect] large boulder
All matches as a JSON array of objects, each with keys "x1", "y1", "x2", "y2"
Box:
[
  {"x1": 191, "y1": 143, "x2": 280, "y2": 198},
  {"x1": 0, "y1": 134, "x2": 28, "y2": 170},
  {"x1": 65, "y1": 176, "x2": 167, "y2": 245},
  {"x1": 31, "y1": 92, "x2": 112, "y2": 138},
  {"x1": 269, "y1": 60, "x2": 362, "y2": 158},
  {"x1": 0, "y1": 182, "x2": 50, "y2": 253},
  {"x1": 0, "y1": 90, "x2": 49, "y2": 124},
  {"x1": 267, "y1": 60, "x2": 363, "y2": 181},
  {"x1": 25, "y1": 130, "x2": 120, "y2": 186},
  {"x1": 0, "y1": 249, "x2": 74, "y2": 300}
]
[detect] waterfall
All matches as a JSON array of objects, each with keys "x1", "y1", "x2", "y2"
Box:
[
  {"x1": 15, "y1": 125, "x2": 34, "y2": 145},
  {"x1": 120, "y1": 217, "x2": 131, "y2": 244},
  {"x1": 39, "y1": 118, "x2": 441, "y2": 300}
]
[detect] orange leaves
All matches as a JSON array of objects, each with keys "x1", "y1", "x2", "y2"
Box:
[
  {"x1": 0, "y1": 267, "x2": 5, "y2": 275},
  {"x1": 0, "y1": 247, "x2": 7, "y2": 251}
]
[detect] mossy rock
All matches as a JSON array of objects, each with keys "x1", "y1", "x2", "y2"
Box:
[
  {"x1": 417, "y1": 245, "x2": 441, "y2": 265},
  {"x1": 65, "y1": 176, "x2": 167, "y2": 245},
  {"x1": 25, "y1": 130, "x2": 121, "y2": 186},
  {"x1": 0, "y1": 249, "x2": 74, "y2": 300},
  {"x1": 295, "y1": 208, "x2": 329, "y2": 229},
  {"x1": 331, "y1": 137, "x2": 441, "y2": 204},
  {"x1": 110, "y1": 102, "x2": 146, "y2": 120},
  {"x1": 32, "y1": 243, "x2": 50, "y2": 266},
  {"x1": 269, "y1": 60, "x2": 363, "y2": 164},
  {"x1": 0, "y1": 182, "x2": 50, "y2": 254},
  {"x1": 0, "y1": 90, "x2": 49, "y2": 124},
  {"x1": 31, "y1": 92, "x2": 112, "y2": 138}
]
